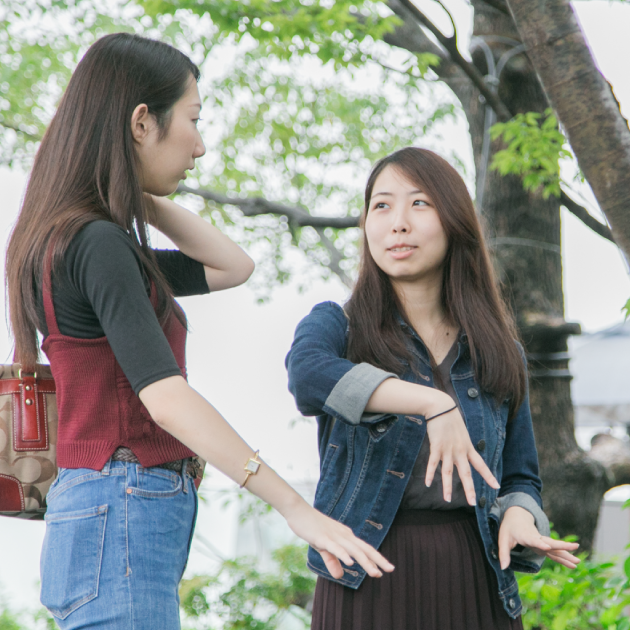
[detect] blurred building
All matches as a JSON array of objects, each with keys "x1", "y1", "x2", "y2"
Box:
[{"x1": 571, "y1": 319, "x2": 630, "y2": 557}]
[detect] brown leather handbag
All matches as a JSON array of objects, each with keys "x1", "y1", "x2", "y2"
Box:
[{"x1": 0, "y1": 363, "x2": 57, "y2": 519}]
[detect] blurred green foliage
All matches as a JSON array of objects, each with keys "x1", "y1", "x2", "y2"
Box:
[
  {"x1": 0, "y1": 0, "x2": 582, "y2": 292},
  {"x1": 518, "y1": 553, "x2": 630, "y2": 630},
  {"x1": 179, "y1": 543, "x2": 315, "y2": 630}
]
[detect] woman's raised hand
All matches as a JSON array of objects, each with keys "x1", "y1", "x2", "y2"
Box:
[
  {"x1": 283, "y1": 501, "x2": 395, "y2": 580},
  {"x1": 425, "y1": 395, "x2": 500, "y2": 505}
]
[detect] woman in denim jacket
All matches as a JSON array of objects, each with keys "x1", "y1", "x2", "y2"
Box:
[{"x1": 286, "y1": 148, "x2": 579, "y2": 630}]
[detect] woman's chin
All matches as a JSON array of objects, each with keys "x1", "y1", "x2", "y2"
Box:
[{"x1": 143, "y1": 182, "x2": 179, "y2": 197}]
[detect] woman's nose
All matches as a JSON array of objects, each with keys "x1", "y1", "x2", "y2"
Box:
[
  {"x1": 392, "y1": 209, "x2": 410, "y2": 233},
  {"x1": 194, "y1": 136, "x2": 206, "y2": 159}
]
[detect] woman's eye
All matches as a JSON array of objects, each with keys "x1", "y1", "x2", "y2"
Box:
[
  {"x1": 193, "y1": 118, "x2": 202, "y2": 125},
  {"x1": 374, "y1": 202, "x2": 388, "y2": 210},
  {"x1": 413, "y1": 199, "x2": 428, "y2": 207}
]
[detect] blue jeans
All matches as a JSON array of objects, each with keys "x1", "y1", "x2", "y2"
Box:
[{"x1": 40, "y1": 459, "x2": 198, "y2": 629}]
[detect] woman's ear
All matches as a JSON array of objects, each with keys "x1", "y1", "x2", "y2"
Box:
[{"x1": 130, "y1": 103, "x2": 152, "y2": 144}]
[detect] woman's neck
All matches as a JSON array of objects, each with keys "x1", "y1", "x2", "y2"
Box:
[{"x1": 392, "y1": 274, "x2": 457, "y2": 364}]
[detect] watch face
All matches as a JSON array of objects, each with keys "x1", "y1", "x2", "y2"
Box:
[{"x1": 246, "y1": 460, "x2": 260, "y2": 474}]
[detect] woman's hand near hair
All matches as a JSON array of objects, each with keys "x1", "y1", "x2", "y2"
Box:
[
  {"x1": 146, "y1": 194, "x2": 255, "y2": 290},
  {"x1": 366, "y1": 378, "x2": 499, "y2": 505},
  {"x1": 139, "y1": 375, "x2": 395, "y2": 580},
  {"x1": 498, "y1": 506, "x2": 580, "y2": 570}
]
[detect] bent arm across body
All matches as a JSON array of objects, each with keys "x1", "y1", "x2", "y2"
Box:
[{"x1": 286, "y1": 302, "x2": 499, "y2": 504}]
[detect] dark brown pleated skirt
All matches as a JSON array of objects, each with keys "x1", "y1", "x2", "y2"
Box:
[{"x1": 311, "y1": 509, "x2": 523, "y2": 630}]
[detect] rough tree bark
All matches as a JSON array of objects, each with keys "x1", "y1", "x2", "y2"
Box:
[{"x1": 506, "y1": 0, "x2": 630, "y2": 259}]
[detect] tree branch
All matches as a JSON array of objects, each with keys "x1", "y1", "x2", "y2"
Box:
[
  {"x1": 479, "y1": 0, "x2": 509, "y2": 15},
  {"x1": 385, "y1": 0, "x2": 464, "y2": 88},
  {"x1": 0, "y1": 120, "x2": 42, "y2": 141},
  {"x1": 396, "y1": 0, "x2": 513, "y2": 121},
  {"x1": 176, "y1": 184, "x2": 359, "y2": 229},
  {"x1": 506, "y1": 0, "x2": 630, "y2": 259},
  {"x1": 314, "y1": 228, "x2": 353, "y2": 288},
  {"x1": 560, "y1": 190, "x2": 615, "y2": 243}
]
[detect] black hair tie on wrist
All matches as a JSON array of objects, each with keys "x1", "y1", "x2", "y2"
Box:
[{"x1": 425, "y1": 405, "x2": 457, "y2": 421}]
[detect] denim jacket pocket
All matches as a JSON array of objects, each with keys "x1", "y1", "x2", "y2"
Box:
[{"x1": 41, "y1": 505, "x2": 108, "y2": 619}]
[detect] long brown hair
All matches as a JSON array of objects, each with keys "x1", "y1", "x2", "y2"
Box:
[
  {"x1": 6, "y1": 33, "x2": 200, "y2": 370},
  {"x1": 345, "y1": 147, "x2": 526, "y2": 416}
]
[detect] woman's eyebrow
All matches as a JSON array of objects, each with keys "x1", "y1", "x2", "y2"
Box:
[{"x1": 372, "y1": 189, "x2": 425, "y2": 197}]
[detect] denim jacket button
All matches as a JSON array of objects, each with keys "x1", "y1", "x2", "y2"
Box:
[
  {"x1": 478, "y1": 496, "x2": 486, "y2": 508},
  {"x1": 467, "y1": 387, "x2": 479, "y2": 398},
  {"x1": 376, "y1": 423, "x2": 387, "y2": 433},
  {"x1": 476, "y1": 439, "x2": 486, "y2": 452},
  {"x1": 491, "y1": 548, "x2": 498, "y2": 560},
  {"x1": 508, "y1": 598, "x2": 516, "y2": 609}
]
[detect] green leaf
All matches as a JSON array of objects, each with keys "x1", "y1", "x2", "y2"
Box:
[{"x1": 489, "y1": 109, "x2": 570, "y2": 199}]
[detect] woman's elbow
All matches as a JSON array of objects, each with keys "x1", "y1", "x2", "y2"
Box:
[
  {"x1": 204, "y1": 255, "x2": 255, "y2": 291},
  {"x1": 238, "y1": 254, "x2": 256, "y2": 285},
  {"x1": 227, "y1": 255, "x2": 255, "y2": 288}
]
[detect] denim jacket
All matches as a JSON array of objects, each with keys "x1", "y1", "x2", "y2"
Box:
[{"x1": 285, "y1": 302, "x2": 549, "y2": 619}]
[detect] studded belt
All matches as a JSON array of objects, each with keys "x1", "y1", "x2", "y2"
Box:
[{"x1": 111, "y1": 446, "x2": 201, "y2": 479}]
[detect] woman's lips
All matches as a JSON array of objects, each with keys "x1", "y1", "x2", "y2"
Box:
[{"x1": 388, "y1": 246, "x2": 417, "y2": 260}]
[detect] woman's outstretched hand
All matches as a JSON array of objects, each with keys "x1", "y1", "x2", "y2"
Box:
[
  {"x1": 283, "y1": 501, "x2": 395, "y2": 580},
  {"x1": 425, "y1": 400, "x2": 500, "y2": 505},
  {"x1": 498, "y1": 506, "x2": 580, "y2": 570}
]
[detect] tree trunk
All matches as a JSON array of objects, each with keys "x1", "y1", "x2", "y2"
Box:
[
  {"x1": 506, "y1": 0, "x2": 630, "y2": 259},
  {"x1": 466, "y1": 0, "x2": 613, "y2": 551}
]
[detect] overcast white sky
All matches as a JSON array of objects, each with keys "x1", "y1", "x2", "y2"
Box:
[{"x1": 1, "y1": 0, "x2": 629, "y2": 616}]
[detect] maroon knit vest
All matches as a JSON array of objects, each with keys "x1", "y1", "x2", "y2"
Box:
[{"x1": 41, "y1": 266, "x2": 196, "y2": 470}]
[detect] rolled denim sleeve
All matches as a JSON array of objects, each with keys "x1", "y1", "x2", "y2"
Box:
[
  {"x1": 286, "y1": 302, "x2": 398, "y2": 425},
  {"x1": 490, "y1": 491, "x2": 550, "y2": 570},
  {"x1": 325, "y1": 362, "x2": 397, "y2": 426}
]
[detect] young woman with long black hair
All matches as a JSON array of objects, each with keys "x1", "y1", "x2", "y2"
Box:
[
  {"x1": 286, "y1": 148, "x2": 580, "y2": 630},
  {"x1": 5, "y1": 33, "x2": 393, "y2": 630}
]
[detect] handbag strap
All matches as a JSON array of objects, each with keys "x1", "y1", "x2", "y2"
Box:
[{"x1": 42, "y1": 248, "x2": 60, "y2": 336}]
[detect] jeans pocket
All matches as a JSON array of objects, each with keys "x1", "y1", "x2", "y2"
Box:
[
  {"x1": 132, "y1": 467, "x2": 182, "y2": 498},
  {"x1": 40, "y1": 505, "x2": 108, "y2": 620}
]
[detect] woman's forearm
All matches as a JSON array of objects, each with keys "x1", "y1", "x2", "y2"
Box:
[
  {"x1": 148, "y1": 195, "x2": 255, "y2": 290},
  {"x1": 139, "y1": 376, "x2": 306, "y2": 517},
  {"x1": 365, "y1": 378, "x2": 453, "y2": 418}
]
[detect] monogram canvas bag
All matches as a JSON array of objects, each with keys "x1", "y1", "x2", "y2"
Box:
[{"x1": 0, "y1": 363, "x2": 57, "y2": 519}]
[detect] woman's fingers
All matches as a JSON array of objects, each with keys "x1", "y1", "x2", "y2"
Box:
[
  {"x1": 454, "y1": 457, "x2": 477, "y2": 505},
  {"x1": 311, "y1": 518, "x2": 395, "y2": 578},
  {"x1": 317, "y1": 537, "x2": 387, "y2": 578},
  {"x1": 441, "y1": 455, "x2": 454, "y2": 502},
  {"x1": 545, "y1": 550, "x2": 580, "y2": 569},
  {"x1": 467, "y1": 449, "x2": 500, "y2": 489},
  {"x1": 319, "y1": 549, "x2": 344, "y2": 579},
  {"x1": 539, "y1": 536, "x2": 579, "y2": 552},
  {"x1": 425, "y1": 452, "x2": 440, "y2": 488}
]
